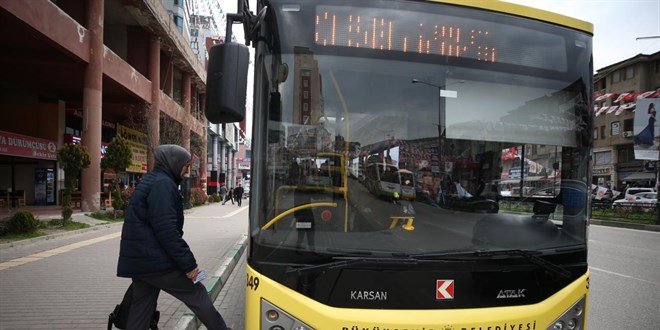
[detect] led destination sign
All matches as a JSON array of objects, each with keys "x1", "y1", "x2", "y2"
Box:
[{"x1": 315, "y1": 5, "x2": 568, "y2": 71}]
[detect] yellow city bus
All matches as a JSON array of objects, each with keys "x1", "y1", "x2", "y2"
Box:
[{"x1": 206, "y1": 0, "x2": 593, "y2": 328}]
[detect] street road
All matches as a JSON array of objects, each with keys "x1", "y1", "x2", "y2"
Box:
[
  {"x1": 1, "y1": 203, "x2": 658, "y2": 329},
  {"x1": 587, "y1": 225, "x2": 660, "y2": 329},
  {"x1": 0, "y1": 203, "x2": 248, "y2": 330}
]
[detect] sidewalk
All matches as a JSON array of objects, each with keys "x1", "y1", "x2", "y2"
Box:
[
  {"x1": 0, "y1": 202, "x2": 248, "y2": 330},
  {"x1": 175, "y1": 235, "x2": 247, "y2": 330}
]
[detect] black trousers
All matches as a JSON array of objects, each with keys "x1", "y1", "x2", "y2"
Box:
[{"x1": 127, "y1": 270, "x2": 228, "y2": 330}]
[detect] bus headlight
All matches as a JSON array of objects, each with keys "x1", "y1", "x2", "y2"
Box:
[
  {"x1": 547, "y1": 296, "x2": 586, "y2": 330},
  {"x1": 261, "y1": 299, "x2": 315, "y2": 330}
]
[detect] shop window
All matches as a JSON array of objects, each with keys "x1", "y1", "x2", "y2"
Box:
[{"x1": 625, "y1": 66, "x2": 634, "y2": 80}]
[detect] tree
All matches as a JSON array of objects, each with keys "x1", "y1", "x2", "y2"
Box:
[
  {"x1": 101, "y1": 136, "x2": 133, "y2": 217},
  {"x1": 57, "y1": 143, "x2": 91, "y2": 223}
]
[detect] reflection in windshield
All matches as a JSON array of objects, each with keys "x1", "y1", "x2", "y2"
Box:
[{"x1": 256, "y1": 49, "x2": 589, "y2": 257}]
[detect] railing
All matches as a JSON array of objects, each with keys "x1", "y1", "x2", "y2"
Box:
[
  {"x1": 592, "y1": 200, "x2": 659, "y2": 224},
  {"x1": 499, "y1": 198, "x2": 659, "y2": 225}
]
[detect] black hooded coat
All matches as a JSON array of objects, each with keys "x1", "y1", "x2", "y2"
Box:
[{"x1": 117, "y1": 145, "x2": 197, "y2": 277}]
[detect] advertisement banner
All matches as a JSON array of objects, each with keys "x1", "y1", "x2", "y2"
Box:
[
  {"x1": 633, "y1": 99, "x2": 659, "y2": 160},
  {"x1": 0, "y1": 130, "x2": 58, "y2": 160},
  {"x1": 116, "y1": 124, "x2": 148, "y2": 173}
]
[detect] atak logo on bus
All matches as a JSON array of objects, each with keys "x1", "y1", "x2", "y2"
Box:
[{"x1": 436, "y1": 279, "x2": 455, "y2": 300}]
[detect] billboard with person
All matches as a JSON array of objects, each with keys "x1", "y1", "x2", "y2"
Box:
[{"x1": 633, "y1": 99, "x2": 659, "y2": 160}]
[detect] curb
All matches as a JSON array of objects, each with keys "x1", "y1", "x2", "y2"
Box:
[
  {"x1": 174, "y1": 234, "x2": 248, "y2": 330},
  {"x1": 589, "y1": 219, "x2": 660, "y2": 232}
]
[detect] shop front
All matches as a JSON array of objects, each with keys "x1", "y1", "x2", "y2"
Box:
[
  {"x1": 0, "y1": 130, "x2": 58, "y2": 207},
  {"x1": 592, "y1": 167, "x2": 613, "y2": 188},
  {"x1": 116, "y1": 124, "x2": 148, "y2": 188}
]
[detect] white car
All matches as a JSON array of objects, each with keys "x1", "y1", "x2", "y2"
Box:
[{"x1": 612, "y1": 192, "x2": 657, "y2": 213}]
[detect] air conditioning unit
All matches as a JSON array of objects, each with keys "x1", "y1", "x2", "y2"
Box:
[{"x1": 623, "y1": 131, "x2": 633, "y2": 137}]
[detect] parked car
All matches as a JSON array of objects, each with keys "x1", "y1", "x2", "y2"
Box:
[
  {"x1": 622, "y1": 187, "x2": 655, "y2": 200},
  {"x1": 612, "y1": 192, "x2": 657, "y2": 214}
]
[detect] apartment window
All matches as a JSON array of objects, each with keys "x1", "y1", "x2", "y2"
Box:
[
  {"x1": 656, "y1": 59, "x2": 660, "y2": 73},
  {"x1": 174, "y1": 0, "x2": 183, "y2": 8},
  {"x1": 612, "y1": 70, "x2": 620, "y2": 83},
  {"x1": 625, "y1": 66, "x2": 634, "y2": 80},
  {"x1": 600, "y1": 126, "x2": 606, "y2": 139},
  {"x1": 623, "y1": 119, "x2": 634, "y2": 132},
  {"x1": 594, "y1": 128, "x2": 598, "y2": 140},
  {"x1": 173, "y1": 14, "x2": 184, "y2": 33},
  {"x1": 594, "y1": 151, "x2": 612, "y2": 165},
  {"x1": 618, "y1": 148, "x2": 631, "y2": 162},
  {"x1": 611, "y1": 121, "x2": 621, "y2": 136}
]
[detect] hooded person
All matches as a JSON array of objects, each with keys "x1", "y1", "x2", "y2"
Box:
[{"x1": 117, "y1": 144, "x2": 231, "y2": 330}]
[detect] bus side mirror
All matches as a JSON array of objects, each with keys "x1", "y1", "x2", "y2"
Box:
[{"x1": 205, "y1": 42, "x2": 249, "y2": 123}]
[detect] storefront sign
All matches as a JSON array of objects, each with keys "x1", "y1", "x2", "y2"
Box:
[
  {"x1": 593, "y1": 168, "x2": 611, "y2": 175},
  {"x1": 117, "y1": 124, "x2": 148, "y2": 173},
  {"x1": 0, "y1": 130, "x2": 57, "y2": 160}
]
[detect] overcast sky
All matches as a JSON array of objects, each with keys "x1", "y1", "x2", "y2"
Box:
[{"x1": 504, "y1": 0, "x2": 660, "y2": 71}]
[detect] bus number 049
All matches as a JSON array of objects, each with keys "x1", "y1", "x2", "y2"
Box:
[{"x1": 247, "y1": 275, "x2": 260, "y2": 291}]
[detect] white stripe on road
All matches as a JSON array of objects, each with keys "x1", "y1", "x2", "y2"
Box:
[
  {"x1": 589, "y1": 266, "x2": 659, "y2": 286},
  {"x1": 0, "y1": 232, "x2": 121, "y2": 271},
  {"x1": 222, "y1": 206, "x2": 248, "y2": 218}
]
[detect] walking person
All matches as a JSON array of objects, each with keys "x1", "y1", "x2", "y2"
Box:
[
  {"x1": 234, "y1": 184, "x2": 244, "y2": 206},
  {"x1": 116, "y1": 144, "x2": 231, "y2": 330},
  {"x1": 219, "y1": 184, "x2": 227, "y2": 204},
  {"x1": 222, "y1": 187, "x2": 234, "y2": 205}
]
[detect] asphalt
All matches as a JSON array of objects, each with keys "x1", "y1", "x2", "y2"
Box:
[{"x1": 0, "y1": 206, "x2": 658, "y2": 330}]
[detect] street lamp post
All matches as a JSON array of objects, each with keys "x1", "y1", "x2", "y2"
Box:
[{"x1": 411, "y1": 79, "x2": 463, "y2": 173}]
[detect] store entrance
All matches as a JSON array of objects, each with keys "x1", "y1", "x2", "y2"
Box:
[{"x1": 0, "y1": 155, "x2": 58, "y2": 208}]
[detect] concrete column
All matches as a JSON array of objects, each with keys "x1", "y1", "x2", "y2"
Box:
[
  {"x1": 80, "y1": 0, "x2": 104, "y2": 212},
  {"x1": 212, "y1": 134, "x2": 219, "y2": 171},
  {"x1": 57, "y1": 101, "x2": 66, "y2": 205},
  {"x1": 181, "y1": 73, "x2": 192, "y2": 207},
  {"x1": 200, "y1": 92, "x2": 208, "y2": 188},
  {"x1": 148, "y1": 37, "x2": 161, "y2": 170},
  {"x1": 200, "y1": 129, "x2": 208, "y2": 189},
  {"x1": 182, "y1": 73, "x2": 191, "y2": 151},
  {"x1": 230, "y1": 149, "x2": 236, "y2": 187},
  {"x1": 225, "y1": 145, "x2": 233, "y2": 187}
]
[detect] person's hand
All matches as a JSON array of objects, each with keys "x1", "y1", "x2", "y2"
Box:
[{"x1": 186, "y1": 267, "x2": 199, "y2": 280}]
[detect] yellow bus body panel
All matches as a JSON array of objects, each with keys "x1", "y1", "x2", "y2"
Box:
[{"x1": 246, "y1": 265, "x2": 589, "y2": 329}]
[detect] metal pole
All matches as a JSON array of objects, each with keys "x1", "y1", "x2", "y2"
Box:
[{"x1": 438, "y1": 89, "x2": 443, "y2": 163}]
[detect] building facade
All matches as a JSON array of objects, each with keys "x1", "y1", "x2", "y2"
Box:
[
  {"x1": 592, "y1": 51, "x2": 660, "y2": 191},
  {"x1": 0, "y1": 0, "x2": 208, "y2": 211}
]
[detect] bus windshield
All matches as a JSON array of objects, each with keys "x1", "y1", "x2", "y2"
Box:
[{"x1": 252, "y1": 0, "x2": 592, "y2": 260}]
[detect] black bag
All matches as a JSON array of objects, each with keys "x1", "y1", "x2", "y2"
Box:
[{"x1": 108, "y1": 284, "x2": 160, "y2": 330}]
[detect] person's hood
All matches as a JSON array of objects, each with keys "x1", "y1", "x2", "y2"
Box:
[{"x1": 154, "y1": 144, "x2": 191, "y2": 185}]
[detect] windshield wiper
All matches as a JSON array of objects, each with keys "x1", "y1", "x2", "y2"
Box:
[{"x1": 474, "y1": 249, "x2": 572, "y2": 279}]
